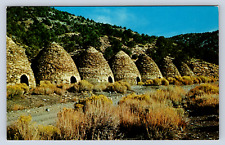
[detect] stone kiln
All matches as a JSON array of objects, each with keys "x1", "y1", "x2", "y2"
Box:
[
  {"x1": 6, "y1": 36, "x2": 36, "y2": 87},
  {"x1": 187, "y1": 59, "x2": 219, "y2": 78},
  {"x1": 76, "y1": 47, "x2": 114, "y2": 84},
  {"x1": 33, "y1": 42, "x2": 81, "y2": 84},
  {"x1": 160, "y1": 56, "x2": 181, "y2": 78},
  {"x1": 179, "y1": 62, "x2": 195, "y2": 76},
  {"x1": 110, "y1": 51, "x2": 141, "y2": 85},
  {"x1": 135, "y1": 54, "x2": 163, "y2": 81}
]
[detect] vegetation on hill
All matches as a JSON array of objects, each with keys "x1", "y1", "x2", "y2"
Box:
[
  {"x1": 146, "y1": 30, "x2": 218, "y2": 67},
  {"x1": 7, "y1": 6, "x2": 218, "y2": 65},
  {"x1": 171, "y1": 31, "x2": 219, "y2": 65}
]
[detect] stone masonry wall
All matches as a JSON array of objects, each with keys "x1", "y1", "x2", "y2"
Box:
[
  {"x1": 111, "y1": 51, "x2": 141, "y2": 85},
  {"x1": 7, "y1": 36, "x2": 36, "y2": 87},
  {"x1": 77, "y1": 47, "x2": 114, "y2": 84},
  {"x1": 34, "y1": 42, "x2": 81, "y2": 84},
  {"x1": 136, "y1": 54, "x2": 163, "y2": 81}
]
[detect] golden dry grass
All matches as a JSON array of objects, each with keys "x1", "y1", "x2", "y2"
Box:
[
  {"x1": 7, "y1": 115, "x2": 61, "y2": 140},
  {"x1": 187, "y1": 83, "x2": 219, "y2": 97},
  {"x1": 8, "y1": 87, "x2": 187, "y2": 140},
  {"x1": 31, "y1": 81, "x2": 66, "y2": 95},
  {"x1": 185, "y1": 83, "x2": 219, "y2": 115},
  {"x1": 78, "y1": 80, "x2": 94, "y2": 92},
  {"x1": 7, "y1": 115, "x2": 39, "y2": 140},
  {"x1": 149, "y1": 86, "x2": 186, "y2": 106},
  {"x1": 12, "y1": 104, "x2": 25, "y2": 111},
  {"x1": 118, "y1": 92, "x2": 186, "y2": 139},
  {"x1": 57, "y1": 99, "x2": 120, "y2": 140},
  {"x1": 104, "y1": 81, "x2": 131, "y2": 94},
  {"x1": 7, "y1": 83, "x2": 29, "y2": 99},
  {"x1": 144, "y1": 78, "x2": 169, "y2": 86}
]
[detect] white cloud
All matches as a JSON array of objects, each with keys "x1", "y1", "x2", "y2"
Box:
[
  {"x1": 90, "y1": 7, "x2": 138, "y2": 27},
  {"x1": 95, "y1": 16, "x2": 112, "y2": 24},
  {"x1": 113, "y1": 8, "x2": 132, "y2": 25}
]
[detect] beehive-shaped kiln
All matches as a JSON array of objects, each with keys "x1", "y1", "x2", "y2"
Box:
[
  {"x1": 136, "y1": 54, "x2": 163, "y2": 81},
  {"x1": 187, "y1": 59, "x2": 219, "y2": 78},
  {"x1": 6, "y1": 36, "x2": 36, "y2": 87},
  {"x1": 77, "y1": 47, "x2": 114, "y2": 83},
  {"x1": 179, "y1": 62, "x2": 195, "y2": 76},
  {"x1": 110, "y1": 51, "x2": 141, "y2": 85},
  {"x1": 160, "y1": 56, "x2": 181, "y2": 78},
  {"x1": 34, "y1": 42, "x2": 81, "y2": 84}
]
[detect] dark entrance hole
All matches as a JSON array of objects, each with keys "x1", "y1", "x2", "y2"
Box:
[
  {"x1": 108, "y1": 76, "x2": 113, "y2": 83},
  {"x1": 20, "y1": 74, "x2": 29, "y2": 86},
  {"x1": 136, "y1": 77, "x2": 140, "y2": 84},
  {"x1": 70, "y1": 76, "x2": 77, "y2": 83}
]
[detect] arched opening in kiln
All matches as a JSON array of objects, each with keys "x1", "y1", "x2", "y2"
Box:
[
  {"x1": 136, "y1": 77, "x2": 141, "y2": 84},
  {"x1": 108, "y1": 76, "x2": 113, "y2": 83},
  {"x1": 70, "y1": 76, "x2": 77, "y2": 83},
  {"x1": 20, "y1": 74, "x2": 29, "y2": 86}
]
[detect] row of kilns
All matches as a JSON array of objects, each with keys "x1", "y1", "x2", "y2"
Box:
[{"x1": 6, "y1": 36, "x2": 194, "y2": 87}]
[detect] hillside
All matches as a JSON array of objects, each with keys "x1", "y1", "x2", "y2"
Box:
[
  {"x1": 7, "y1": 6, "x2": 218, "y2": 65},
  {"x1": 171, "y1": 31, "x2": 219, "y2": 65}
]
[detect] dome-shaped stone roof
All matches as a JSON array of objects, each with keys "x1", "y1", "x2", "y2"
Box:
[
  {"x1": 110, "y1": 51, "x2": 141, "y2": 85},
  {"x1": 187, "y1": 59, "x2": 219, "y2": 78},
  {"x1": 33, "y1": 42, "x2": 81, "y2": 84},
  {"x1": 136, "y1": 54, "x2": 163, "y2": 81},
  {"x1": 7, "y1": 36, "x2": 36, "y2": 87},
  {"x1": 160, "y1": 56, "x2": 181, "y2": 78},
  {"x1": 179, "y1": 62, "x2": 195, "y2": 76},
  {"x1": 76, "y1": 47, "x2": 114, "y2": 84}
]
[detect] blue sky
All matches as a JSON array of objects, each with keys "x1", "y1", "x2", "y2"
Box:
[{"x1": 54, "y1": 6, "x2": 218, "y2": 38}]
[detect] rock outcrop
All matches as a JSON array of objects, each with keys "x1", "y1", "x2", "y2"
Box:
[
  {"x1": 33, "y1": 42, "x2": 81, "y2": 84},
  {"x1": 135, "y1": 54, "x2": 163, "y2": 81},
  {"x1": 76, "y1": 47, "x2": 114, "y2": 84},
  {"x1": 7, "y1": 36, "x2": 36, "y2": 87},
  {"x1": 110, "y1": 51, "x2": 141, "y2": 85}
]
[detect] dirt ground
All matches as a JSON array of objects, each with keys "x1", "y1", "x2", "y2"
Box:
[{"x1": 7, "y1": 84, "x2": 219, "y2": 140}]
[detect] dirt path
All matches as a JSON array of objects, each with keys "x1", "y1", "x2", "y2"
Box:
[{"x1": 7, "y1": 102, "x2": 74, "y2": 126}]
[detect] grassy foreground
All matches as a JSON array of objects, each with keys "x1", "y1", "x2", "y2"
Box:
[{"x1": 7, "y1": 82, "x2": 219, "y2": 140}]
